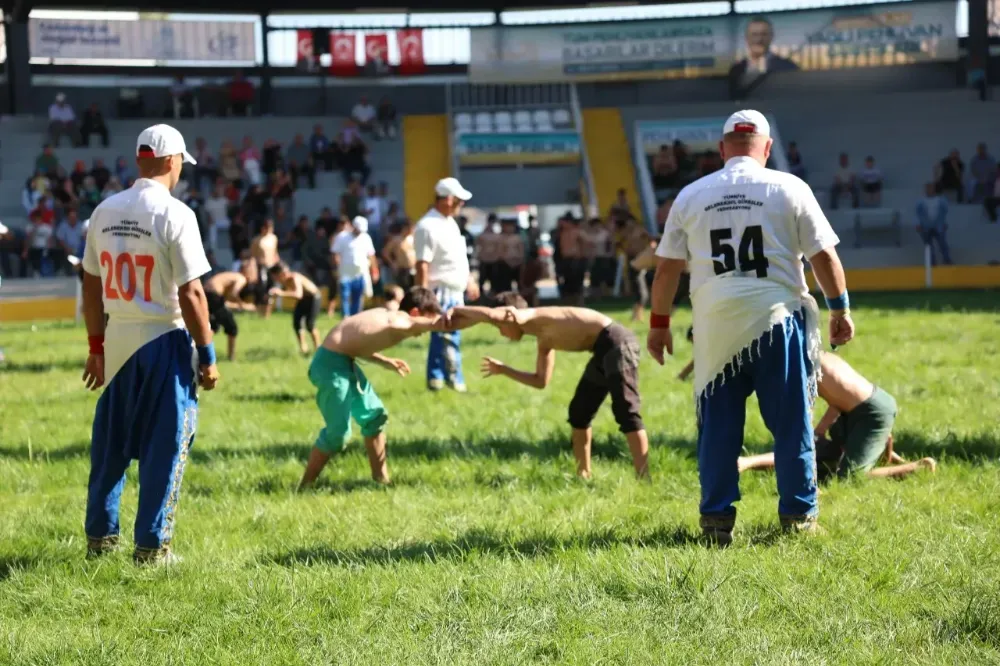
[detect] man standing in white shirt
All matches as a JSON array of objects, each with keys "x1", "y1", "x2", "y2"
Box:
[
  {"x1": 332, "y1": 215, "x2": 377, "y2": 318},
  {"x1": 414, "y1": 177, "x2": 480, "y2": 392},
  {"x1": 647, "y1": 110, "x2": 854, "y2": 546},
  {"x1": 48, "y1": 92, "x2": 80, "y2": 147},
  {"x1": 80, "y1": 124, "x2": 219, "y2": 565},
  {"x1": 351, "y1": 95, "x2": 377, "y2": 134}
]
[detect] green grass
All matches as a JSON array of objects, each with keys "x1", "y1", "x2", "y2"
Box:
[{"x1": 2, "y1": 291, "x2": 1000, "y2": 665}]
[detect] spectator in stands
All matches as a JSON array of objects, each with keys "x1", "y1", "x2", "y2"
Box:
[
  {"x1": 969, "y1": 143, "x2": 996, "y2": 203},
  {"x1": 582, "y1": 216, "x2": 614, "y2": 298},
  {"x1": 341, "y1": 180, "x2": 363, "y2": 219},
  {"x1": 69, "y1": 160, "x2": 89, "y2": 192},
  {"x1": 315, "y1": 206, "x2": 338, "y2": 237},
  {"x1": 831, "y1": 153, "x2": 860, "y2": 210},
  {"x1": 935, "y1": 150, "x2": 965, "y2": 203},
  {"x1": 351, "y1": 95, "x2": 377, "y2": 133},
  {"x1": 497, "y1": 218, "x2": 525, "y2": 294},
  {"x1": 204, "y1": 181, "x2": 231, "y2": 252},
  {"x1": 51, "y1": 176, "x2": 77, "y2": 213},
  {"x1": 286, "y1": 134, "x2": 316, "y2": 189},
  {"x1": 240, "y1": 136, "x2": 263, "y2": 186},
  {"x1": 91, "y1": 158, "x2": 111, "y2": 192},
  {"x1": 672, "y1": 140, "x2": 697, "y2": 184},
  {"x1": 262, "y1": 138, "x2": 284, "y2": 177},
  {"x1": 101, "y1": 177, "x2": 123, "y2": 202},
  {"x1": 0, "y1": 222, "x2": 27, "y2": 279},
  {"x1": 309, "y1": 124, "x2": 333, "y2": 171},
  {"x1": 858, "y1": 156, "x2": 884, "y2": 207},
  {"x1": 608, "y1": 188, "x2": 632, "y2": 220},
  {"x1": 48, "y1": 93, "x2": 79, "y2": 147},
  {"x1": 228, "y1": 212, "x2": 251, "y2": 259},
  {"x1": 475, "y1": 215, "x2": 501, "y2": 295},
  {"x1": 376, "y1": 97, "x2": 398, "y2": 140},
  {"x1": 302, "y1": 224, "x2": 332, "y2": 288},
  {"x1": 170, "y1": 75, "x2": 197, "y2": 118},
  {"x1": 35, "y1": 145, "x2": 59, "y2": 177},
  {"x1": 114, "y1": 156, "x2": 135, "y2": 186},
  {"x1": 79, "y1": 103, "x2": 109, "y2": 148},
  {"x1": 23, "y1": 209, "x2": 55, "y2": 276},
  {"x1": 786, "y1": 141, "x2": 807, "y2": 181},
  {"x1": 192, "y1": 137, "x2": 218, "y2": 191},
  {"x1": 241, "y1": 184, "x2": 270, "y2": 228},
  {"x1": 54, "y1": 208, "x2": 84, "y2": 273},
  {"x1": 651, "y1": 144, "x2": 679, "y2": 194},
  {"x1": 77, "y1": 176, "x2": 101, "y2": 220},
  {"x1": 384, "y1": 201, "x2": 402, "y2": 229},
  {"x1": 228, "y1": 71, "x2": 255, "y2": 116},
  {"x1": 219, "y1": 140, "x2": 242, "y2": 186},
  {"x1": 336, "y1": 120, "x2": 371, "y2": 186},
  {"x1": 270, "y1": 169, "x2": 295, "y2": 212},
  {"x1": 289, "y1": 214, "x2": 313, "y2": 265},
  {"x1": 382, "y1": 219, "x2": 416, "y2": 290},
  {"x1": 274, "y1": 205, "x2": 296, "y2": 249},
  {"x1": 916, "y1": 183, "x2": 952, "y2": 265},
  {"x1": 982, "y1": 169, "x2": 1000, "y2": 223},
  {"x1": 362, "y1": 183, "x2": 385, "y2": 251}
]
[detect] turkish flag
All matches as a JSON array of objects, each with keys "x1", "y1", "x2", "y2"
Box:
[
  {"x1": 296, "y1": 29, "x2": 314, "y2": 69},
  {"x1": 364, "y1": 33, "x2": 389, "y2": 68},
  {"x1": 329, "y1": 33, "x2": 358, "y2": 76},
  {"x1": 396, "y1": 29, "x2": 425, "y2": 75}
]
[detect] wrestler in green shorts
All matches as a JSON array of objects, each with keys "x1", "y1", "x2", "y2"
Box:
[
  {"x1": 816, "y1": 386, "x2": 897, "y2": 481},
  {"x1": 308, "y1": 347, "x2": 389, "y2": 453}
]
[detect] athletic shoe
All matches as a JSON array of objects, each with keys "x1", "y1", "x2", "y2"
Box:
[
  {"x1": 427, "y1": 379, "x2": 445, "y2": 391},
  {"x1": 779, "y1": 515, "x2": 820, "y2": 534},
  {"x1": 699, "y1": 515, "x2": 735, "y2": 548},
  {"x1": 86, "y1": 535, "x2": 120, "y2": 559},
  {"x1": 449, "y1": 381, "x2": 468, "y2": 393}
]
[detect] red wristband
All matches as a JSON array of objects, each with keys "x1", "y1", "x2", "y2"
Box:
[
  {"x1": 88, "y1": 335, "x2": 105, "y2": 356},
  {"x1": 650, "y1": 313, "x2": 671, "y2": 329}
]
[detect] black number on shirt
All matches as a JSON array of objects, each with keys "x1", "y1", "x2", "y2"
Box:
[{"x1": 710, "y1": 225, "x2": 770, "y2": 278}]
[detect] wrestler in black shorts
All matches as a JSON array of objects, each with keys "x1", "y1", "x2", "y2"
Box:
[
  {"x1": 568, "y1": 322, "x2": 644, "y2": 434},
  {"x1": 293, "y1": 291, "x2": 321, "y2": 333},
  {"x1": 206, "y1": 290, "x2": 239, "y2": 338}
]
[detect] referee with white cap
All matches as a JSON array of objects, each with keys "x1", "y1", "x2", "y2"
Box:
[
  {"x1": 413, "y1": 177, "x2": 480, "y2": 392},
  {"x1": 647, "y1": 110, "x2": 854, "y2": 546}
]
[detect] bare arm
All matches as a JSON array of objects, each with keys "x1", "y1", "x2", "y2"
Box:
[
  {"x1": 650, "y1": 258, "x2": 686, "y2": 317},
  {"x1": 390, "y1": 312, "x2": 444, "y2": 337},
  {"x1": 270, "y1": 275, "x2": 305, "y2": 299},
  {"x1": 486, "y1": 346, "x2": 555, "y2": 390},
  {"x1": 809, "y1": 248, "x2": 847, "y2": 303},
  {"x1": 449, "y1": 305, "x2": 505, "y2": 330},
  {"x1": 814, "y1": 404, "x2": 841, "y2": 438},
  {"x1": 178, "y1": 279, "x2": 214, "y2": 348},
  {"x1": 82, "y1": 272, "x2": 105, "y2": 338},
  {"x1": 414, "y1": 260, "x2": 429, "y2": 288}
]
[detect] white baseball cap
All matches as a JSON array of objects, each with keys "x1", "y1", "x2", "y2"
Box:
[
  {"x1": 0, "y1": 221, "x2": 7, "y2": 235},
  {"x1": 352, "y1": 215, "x2": 369, "y2": 233},
  {"x1": 722, "y1": 110, "x2": 771, "y2": 138},
  {"x1": 435, "y1": 177, "x2": 472, "y2": 201},
  {"x1": 136, "y1": 124, "x2": 196, "y2": 164}
]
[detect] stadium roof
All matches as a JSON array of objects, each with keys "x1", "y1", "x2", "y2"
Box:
[{"x1": 8, "y1": 0, "x2": 706, "y2": 15}]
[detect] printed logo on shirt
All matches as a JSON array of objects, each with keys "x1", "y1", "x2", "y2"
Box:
[
  {"x1": 101, "y1": 219, "x2": 153, "y2": 240},
  {"x1": 704, "y1": 194, "x2": 764, "y2": 213}
]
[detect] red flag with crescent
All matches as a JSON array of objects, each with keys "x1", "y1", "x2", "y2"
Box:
[
  {"x1": 396, "y1": 29, "x2": 425, "y2": 75},
  {"x1": 296, "y1": 29, "x2": 314, "y2": 66},
  {"x1": 364, "y1": 33, "x2": 389, "y2": 68},
  {"x1": 329, "y1": 32, "x2": 358, "y2": 76}
]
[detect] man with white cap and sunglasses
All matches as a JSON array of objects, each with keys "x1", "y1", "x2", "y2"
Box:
[
  {"x1": 80, "y1": 123, "x2": 218, "y2": 565},
  {"x1": 647, "y1": 110, "x2": 854, "y2": 546},
  {"x1": 414, "y1": 177, "x2": 480, "y2": 392}
]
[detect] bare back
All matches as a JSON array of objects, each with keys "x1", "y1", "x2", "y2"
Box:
[
  {"x1": 519, "y1": 307, "x2": 613, "y2": 351},
  {"x1": 252, "y1": 232, "x2": 279, "y2": 267},
  {"x1": 206, "y1": 271, "x2": 245, "y2": 298},
  {"x1": 818, "y1": 353, "x2": 875, "y2": 413},
  {"x1": 285, "y1": 272, "x2": 319, "y2": 296},
  {"x1": 322, "y1": 308, "x2": 417, "y2": 358}
]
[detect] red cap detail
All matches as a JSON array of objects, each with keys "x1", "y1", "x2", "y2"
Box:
[
  {"x1": 137, "y1": 148, "x2": 157, "y2": 158},
  {"x1": 733, "y1": 122, "x2": 757, "y2": 133}
]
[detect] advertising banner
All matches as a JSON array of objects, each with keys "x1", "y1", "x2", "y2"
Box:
[
  {"x1": 457, "y1": 132, "x2": 582, "y2": 167},
  {"x1": 469, "y1": 2, "x2": 958, "y2": 83},
  {"x1": 29, "y1": 17, "x2": 255, "y2": 62}
]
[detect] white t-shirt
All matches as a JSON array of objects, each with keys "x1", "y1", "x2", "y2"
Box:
[
  {"x1": 413, "y1": 208, "x2": 470, "y2": 292},
  {"x1": 204, "y1": 196, "x2": 230, "y2": 228},
  {"x1": 332, "y1": 231, "x2": 375, "y2": 280},
  {"x1": 363, "y1": 196, "x2": 383, "y2": 228},
  {"x1": 49, "y1": 103, "x2": 75, "y2": 122},
  {"x1": 83, "y1": 178, "x2": 210, "y2": 382},
  {"x1": 352, "y1": 103, "x2": 376, "y2": 124},
  {"x1": 30, "y1": 222, "x2": 54, "y2": 249}
]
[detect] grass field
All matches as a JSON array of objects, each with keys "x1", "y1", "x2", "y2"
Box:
[{"x1": 2, "y1": 291, "x2": 1000, "y2": 665}]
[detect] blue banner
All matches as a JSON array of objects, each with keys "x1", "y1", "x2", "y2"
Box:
[{"x1": 457, "y1": 132, "x2": 582, "y2": 166}]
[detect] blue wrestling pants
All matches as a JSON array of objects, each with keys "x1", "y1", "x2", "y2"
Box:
[
  {"x1": 85, "y1": 328, "x2": 198, "y2": 555},
  {"x1": 427, "y1": 286, "x2": 464, "y2": 386}
]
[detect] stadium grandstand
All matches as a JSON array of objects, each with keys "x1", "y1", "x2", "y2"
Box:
[{"x1": 0, "y1": 0, "x2": 997, "y2": 319}]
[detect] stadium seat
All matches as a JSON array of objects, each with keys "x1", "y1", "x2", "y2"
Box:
[
  {"x1": 553, "y1": 108, "x2": 572, "y2": 127},
  {"x1": 454, "y1": 113, "x2": 472, "y2": 133},
  {"x1": 493, "y1": 111, "x2": 513, "y2": 133},
  {"x1": 513, "y1": 110, "x2": 533, "y2": 132},
  {"x1": 532, "y1": 109, "x2": 553, "y2": 129},
  {"x1": 474, "y1": 111, "x2": 493, "y2": 133}
]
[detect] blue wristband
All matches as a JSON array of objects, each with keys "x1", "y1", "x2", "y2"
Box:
[
  {"x1": 826, "y1": 291, "x2": 849, "y2": 311},
  {"x1": 197, "y1": 344, "x2": 216, "y2": 367}
]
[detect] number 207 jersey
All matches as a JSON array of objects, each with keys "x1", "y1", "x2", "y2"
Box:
[
  {"x1": 656, "y1": 156, "x2": 839, "y2": 296},
  {"x1": 82, "y1": 178, "x2": 210, "y2": 323}
]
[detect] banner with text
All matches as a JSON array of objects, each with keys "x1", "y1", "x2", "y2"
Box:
[
  {"x1": 470, "y1": 2, "x2": 957, "y2": 83},
  {"x1": 29, "y1": 17, "x2": 256, "y2": 62},
  {"x1": 457, "y1": 132, "x2": 582, "y2": 167}
]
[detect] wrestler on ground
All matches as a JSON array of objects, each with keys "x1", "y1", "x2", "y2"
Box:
[
  {"x1": 739, "y1": 352, "x2": 936, "y2": 479},
  {"x1": 267, "y1": 263, "x2": 322, "y2": 355},
  {"x1": 298, "y1": 287, "x2": 448, "y2": 489},
  {"x1": 450, "y1": 293, "x2": 650, "y2": 480}
]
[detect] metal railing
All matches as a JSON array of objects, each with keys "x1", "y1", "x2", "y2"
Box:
[
  {"x1": 633, "y1": 124, "x2": 658, "y2": 232},
  {"x1": 448, "y1": 82, "x2": 572, "y2": 110},
  {"x1": 569, "y1": 83, "x2": 597, "y2": 216}
]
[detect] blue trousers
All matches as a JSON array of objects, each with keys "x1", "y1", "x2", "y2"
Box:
[
  {"x1": 697, "y1": 310, "x2": 817, "y2": 520},
  {"x1": 427, "y1": 287, "x2": 464, "y2": 384},
  {"x1": 85, "y1": 328, "x2": 198, "y2": 552},
  {"x1": 339, "y1": 275, "x2": 365, "y2": 318}
]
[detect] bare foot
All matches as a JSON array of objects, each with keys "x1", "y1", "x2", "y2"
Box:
[
  {"x1": 372, "y1": 474, "x2": 391, "y2": 485},
  {"x1": 736, "y1": 457, "x2": 748, "y2": 473},
  {"x1": 577, "y1": 469, "x2": 592, "y2": 480},
  {"x1": 917, "y1": 457, "x2": 937, "y2": 473}
]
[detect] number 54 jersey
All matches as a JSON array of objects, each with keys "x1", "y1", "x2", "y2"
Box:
[
  {"x1": 656, "y1": 156, "x2": 839, "y2": 297},
  {"x1": 82, "y1": 178, "x2": 210, "y2": 383}
]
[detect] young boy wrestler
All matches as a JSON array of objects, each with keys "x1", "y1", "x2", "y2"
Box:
[
  {"x1": 298, "y1": 286, "x2": 448, "y2": 489},
  {"x1": 738, "y1": 352, "x2": 937, "y2": 480},
  {"x1": 203, "y1": 271, "x2": 247, "y2": 361},
  {"x1": 267, "y1": 263, "x2": 322, "y2": 356},
  {"x1": 450, "y1": 292, "x2": 650, "y2": 479}
]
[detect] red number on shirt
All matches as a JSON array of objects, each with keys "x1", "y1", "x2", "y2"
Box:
[{"x1": 99, "y1": 251, "x2": 156, "y2": 301}]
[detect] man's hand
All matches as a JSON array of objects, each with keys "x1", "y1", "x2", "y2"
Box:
[
  {"x1": 82, "y1": 354, "x2": 105, "y2": 391},
  {"x1": 384, "y1": 357, "x2": 411, "y2": 377},
  {"x1": 829, "y1": 311, "x2": 855, "y2": 347},
  {"x1": 646, "y1": 327, "x2": 674, "y2": 365},
  {"x1": 199, "y1": 364, "x2": 220, "y2": 391},
  {"x1": 466, "y1": 279, "x2": 480, "y2": 302},
  {"x1": 481, "y1": 356, "x2": 505, "y2": 378}
]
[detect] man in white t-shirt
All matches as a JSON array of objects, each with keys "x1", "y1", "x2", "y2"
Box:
[
  {"x1": 48, "y1": 92, "x2": 80, "y2": 147},
  {"x1": 362, "y1": 183, "x2": 385, "y2": 251},
  {"x1": 80, "y1": 123, "x2": 219, "y2": 565},
  {"x1": 647, "y1": 110, "x2": 854, "y2": 546},
  {"x1": 332, "y1": 215, "x2": 377, "y2": 318},
  {"x1": 414, "y1": 177, "x2": 481, "y2": 392},
  {"x1": 351, "y1": 96, "x2": 377, "y2": 133}
]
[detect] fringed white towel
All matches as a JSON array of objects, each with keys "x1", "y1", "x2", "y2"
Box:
[{"x1": 691, "y1": 277, "x2": 823, "y2": 415}]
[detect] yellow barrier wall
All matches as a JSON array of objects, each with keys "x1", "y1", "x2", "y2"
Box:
[
  {"x1": 582, "y1": 108, "x2": 642, "y2": 221},
  {"x1": 402, "y1": 114, "x2": 450, "y2": 222}
]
